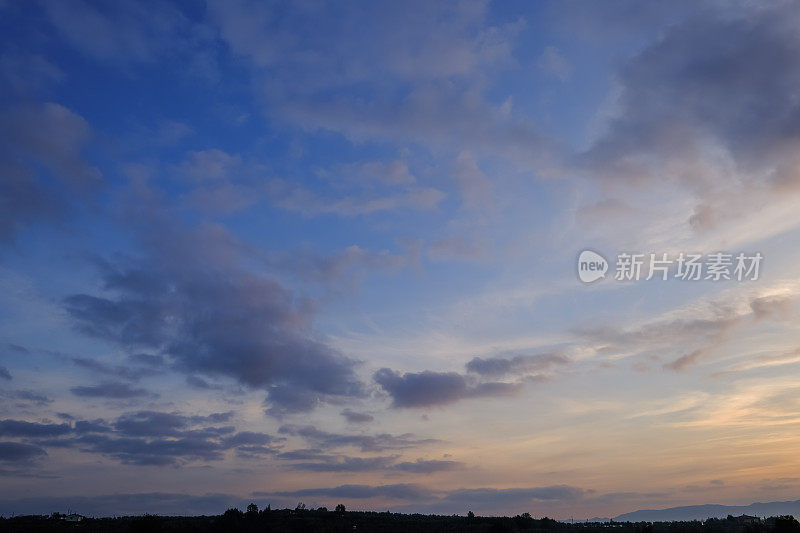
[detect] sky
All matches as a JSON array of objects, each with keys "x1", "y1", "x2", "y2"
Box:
[{"x1": 2, "y1": 0, "x2": 800, "y2": 519}]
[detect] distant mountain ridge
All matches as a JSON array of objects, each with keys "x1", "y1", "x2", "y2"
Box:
[{"x1": 615, "y1": 500, "x2": 800, "y2": 522}]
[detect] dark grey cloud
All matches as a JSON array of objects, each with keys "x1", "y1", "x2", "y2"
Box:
[
  {"x1": 579, "y1": 2, "x2": 800, "y2": 225},
  {"x1": 74, "y1": 419, "x2": 112, "y2": 434},
  {"x1": 0, "y1": 366, "x2": 10, "y2": 380},
  {"x1": 20, "y1": 410, "x2": 275, "y2": 467},
  {"x1": 394, "y1": 458, "x2": 464, "y2": 474},
  {"x1": 0, "y1": 102, "x2": 101, "y2": 242},
  {"x1": 5, "y1": 343, "x2": 29, "y2": 354},
  {"x1": 110, "y1": 411, "x2": 237, "y2": 442},
  {"x1": 221, "y1": 431, "x2": 276, "y2": 448},
  {"x1": 374, "y1": 368, "x2": 520, "y2": 408},
  {"x1": 264, "y1": 384, "x2": 325, "y2": 417},
  {"x1": 261, "y1": 483, "x2": 587, "y2": 512},
  {"x1": 114, "y1": 411, "x2": 190, "y2": 437},
  {"x1": 235, "y1": 445, "x2": 277, "y2": 457},
  {"x1": 70, "y1": 381, "x2": 152, "y2": 399},
  {"x1": 267, "y1": 483, "x2": 434, "y2": 501},
  {"x1": 64, "y1": 218, "x2": 364, "y2": 415},
  {"x1": 341, "y1": 408, "x2": 374, "y2": 424},
  {"x1": 278, "y1": 424, "x2": 437, "y2": 453},
  {"x1": 0, "y1": 441, "x2": 47, "y2": 463},
  {"x1": 190, "y1": 412, "x2": 235, "y2": 424},
  {"x1": 289, "y1": 455, "x2": 399, "y2": 473},
  {"x1": 1, "y1": 389, "x2": 52, "y2": 406},
  {"x1": 73, "y1": 434, "x2": 225, "y2": 466},
  {"x1": 0, "y1": 419, "x2": 71, "y2": 438},
  {"x1": 466, "y1": 352, "x2": 569, "y2": 378},
  {"x1": 276, "y1": 446, "x2": 463, "y2": 473},
  {"x1": 275, "y1": 448, "x2": 327, "y2": 461}
]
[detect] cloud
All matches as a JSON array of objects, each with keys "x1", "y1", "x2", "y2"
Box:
[
  {"x1": 340, "y1": 409, "x2": 374, "y2": 424},
  {"x1": 185, "y1": 375, "x2": 223, "y2": 390},
  {"x1": 538, "y1": 46, "x2": 572, "y2": 81},
  {"x1": 0, "y1": 390, "x2": 53, "y2": 406},
  {"x1": 0, "y1": 102, "x2": 100, "y2": 242},
  {"x1": 394, "y1": 458, "x2": 464, "y2": 474},
  {"x1": 40, "y1": 0, "x2": 210, "y2": 66},
  {"x1": 74, "y1": 420, "x2": 112, "y2": 434},
  {"x1": 23, "y1": 410, "x2": 270, "y2": 467},
  {"x1": 5, "y1": 343, "x2": 29, "y2": 355},
  {"x1": 210, "y1": 0, "x2": 515, "y2": 81},
  {"x1": 662, "y1": 348, "x2": 707, "y2": 373},
  {"x1": 114, "y1": 411, "x2": 193, "y2": 437},
  {"x1": 266, "y1": 244, "x2": 410, "y2": 286},
  {"x1": 277, "y1": 424, "x2": 437, "y2": 453},
  {"x1": 274, "y1": 85, "x2": 555, "y2": 168},
  {"x1": 579, "y1": 2, "x2": 800, "y2": 235},
  {"x1": 288, "y1": 455, "x2": 399, "y2": 473},
  {"x1": 0, "y1": 441, "x2": 47, "y2": 464},
  {"x1": 70, "y1": 381, "x2": 152, "y2": 399},
  {"x1": 72, "y1": 434, "x2": 226, "y2": 466},
  {"x1": 0, "y1": 366, "x2": 10, "y2": 380},
  {"x1": 466, "y1": 352, "x2": 569, "y2": 378},
  {"x1": 750, "y1": 295, "x2": 794, "y2": 321},
  {"x1": 178, "y1": 149, "x2": 243, "y2": 181},
  {"x1": 72, "y1": 357, "x2": 157, "y2": 381},
  {"x1": 426, "y1": 235, "x2": 486, "y2": 262},
  {"x1": 209, "y1": 0, "x2": 554, "y2": 167},
  {"x1": 712, "y1": 348, "x2": 800, "y2": 378},
  {"x1": 374, "y1": 368, "x2": 520, "y2": 408},
  {"x1": 221, "y1": 432, "x2": 277, "y2": 448},
  {"x1": 0, "y1": 419, "x2": 71, "y2": 438},
  {"x1": 267, "y1": 483, "x2": 434, "y2": 501},
  {"x1": 0, "y1": 51, "x2": 62, "y2": 96},
  {"x1": 127, "y1": 353, "x2": 164, "y2": 367},
  {"x1": 63, "y1": 213, "x2": 365, "y2": 415},
  {"x1": 335, "y1": 160, "x2": 417, "y2": 186},
  {"x1": 574, "y1": 294, "x2": 761, "y2": 372},
  {"x1": 452, "y1": 151, "x2": 495, "y2": 211},
  {"x1": 259, "y1": 483, "x2": 587, "y2": 513},
  {"x1": 2, "y1": 103, "x2": 100, "y2": 187},
  {"x1": 275, "y1": 447, "x2": 463, "y2": 473},
  {"x1": 182, "y1": 182, "x2": 259, "y2": 215},
  {"x1": 269, "y1": 180, "x2": 445, "y2": 217}
]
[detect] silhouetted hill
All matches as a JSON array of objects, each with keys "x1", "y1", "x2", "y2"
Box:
[{"x1": 615, "y1": 500, "x2": 800, "y2": 522}]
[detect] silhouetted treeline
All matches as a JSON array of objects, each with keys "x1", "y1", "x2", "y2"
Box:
[{"x1": 2, "y1": 507, "x2": 800, "y2": 533}]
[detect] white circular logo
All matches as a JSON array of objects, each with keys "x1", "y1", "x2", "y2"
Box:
[{"x1": 577, "y1": 250, "x2": 608, "y2": 283}]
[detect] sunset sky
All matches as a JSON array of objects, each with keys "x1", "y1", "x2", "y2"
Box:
[{"x1": 3, "y1": 0, "x2": 800, "y2": 519}]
